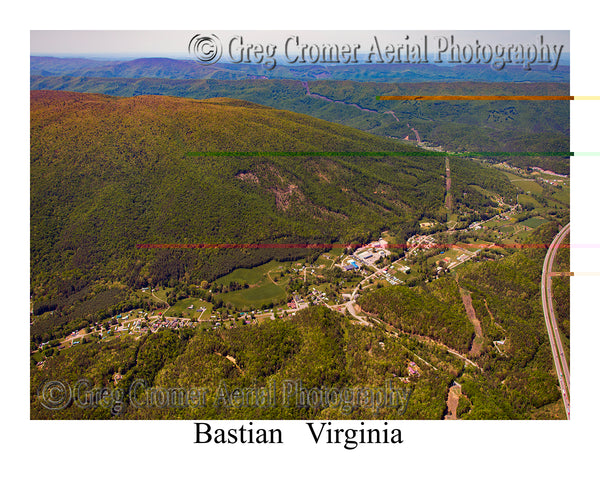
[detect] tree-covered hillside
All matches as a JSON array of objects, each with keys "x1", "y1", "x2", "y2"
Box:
[
  {"x1": 31, "y1": 77, "x2": 569, "y2": 173},
  {"x1": 31, "y1": 90, "x2": 514, "y2": 295},
  {"x1": 31, "y1": 306, "x2": 451, "y2": 420}
]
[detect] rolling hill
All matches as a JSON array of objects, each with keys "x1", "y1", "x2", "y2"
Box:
[
  {"x1": 31, "y1": 89, "x2": 515, "y2": 298},
  {"x1": 31, "y1": 305, "x2": 451, "y2": 420},
  {"x1": 31, "y1": 76, "x2": 570, "y2": 173}
]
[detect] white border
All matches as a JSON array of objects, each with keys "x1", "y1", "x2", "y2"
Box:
[{"x1": 6, "y1": 1, "x2": 599, "y2": 477}]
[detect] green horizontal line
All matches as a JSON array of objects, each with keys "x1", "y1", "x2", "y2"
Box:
[{"x1": 187, "y1": 151, "x2": 573, "y2": 157}]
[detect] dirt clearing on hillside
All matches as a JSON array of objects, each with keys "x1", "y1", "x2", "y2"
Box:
[
  {"x1": 460, "y1": 288, "x2": 484, "y2": 356},
  {"x1": 444, "y1": 384, "x2": 462, "y2": 420}
]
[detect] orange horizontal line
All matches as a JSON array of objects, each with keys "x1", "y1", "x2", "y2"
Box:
[{"x1": 377, "y1": 95, "x2": 574, "y2": 101}]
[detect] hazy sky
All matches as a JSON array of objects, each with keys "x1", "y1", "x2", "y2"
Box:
[{"x1": 31, "y1": 30, "x2": 570, "y2": 60}]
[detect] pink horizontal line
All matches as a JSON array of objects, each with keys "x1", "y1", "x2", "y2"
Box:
[{"x1": 135, "y1": 243, "x2": 583, "y2": 250}]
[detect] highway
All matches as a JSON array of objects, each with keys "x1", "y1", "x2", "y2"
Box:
[{"x1": 540, "y1": 222, "x2": 570, "y2": 419}]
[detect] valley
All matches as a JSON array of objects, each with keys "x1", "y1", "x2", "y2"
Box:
[{"x1": 30, "y1": 65, "x2": 570, "y2": 420}]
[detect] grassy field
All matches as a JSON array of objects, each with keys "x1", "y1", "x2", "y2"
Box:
[
  {"x1": 136, "y1": 288, "x2": 171, "y2": 310},
  {"x1": 213, "y1": 260, "x2": 287, "y2": 287},
  {"x1": 506, "y1": 228, "x2": 532, "y2": 242},
  {"x1": 498, "y1": 225, "x2": 515, "y2": 233},
  {"x1": 485, "y1": 216, "x2": 516, "y2": 228},
  {"x1": 519, "y1": 216, "x2": 548, "y2": 229},
  {"x1": 510, "y1": 178, "x2": 544, "y2": 195},
  {"x1": 139, "y1": 287, "x2": 171, "y2": 304},
  {"x1": 209, "y1": 252, "x2": 348, "y2": 309},
  {"x1": 167, "y1": 298, "x2": 213, "y2": 319},
  {"x1": 505, "y1": 170, "x2": 570, "y2": 208},
  {"x1": 315, "y1": 254, "x2": 336, "y2": 269},
  {"x1": 502, "y1": 171, "x2": 525, "y2": 181},
  {"x1": 210, "y1": 260, "x2": 295, "y2": 309},
  {"x1": 503, "y1": 170, "x2": 545, "y2": 193},
  {"x1": 552, "y1": 188, "x2": 570, "y2": 204},
  {"x1": 215, "y1": 282, "x2": 286, "y2": 309},
  {"x1": 518, "y1": 193, "x2": 543, "y2": 208}
]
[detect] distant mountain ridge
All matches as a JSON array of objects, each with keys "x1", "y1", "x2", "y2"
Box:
[
  {"x1": 30, "y1": 56, "x2": 570, "y2": 83},
  {"x1": 31, "y1": 74, "x2": 570, "y2": 174}
]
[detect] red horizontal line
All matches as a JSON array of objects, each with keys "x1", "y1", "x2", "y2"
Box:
[{"x1": 135, "y1": 243, "x2": 577, "y2": 250}]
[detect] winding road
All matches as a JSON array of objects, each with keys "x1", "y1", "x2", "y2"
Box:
[{"x1": 541, "y1": 222, "x2": 570, "y2": 419}]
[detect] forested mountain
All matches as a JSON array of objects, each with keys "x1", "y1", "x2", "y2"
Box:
[
  {"x1": 31, "y1": 76, "x2": 569, "y2": 173},
  {"x1": 31, "y1": 90, "x2": 514, "y2": 292},
  {"x1": 31, "y1": 305, "x2": 451, "y2": 420},
  {"x1": 30, "y1": 86, "x2": 568, "y2": 421}
]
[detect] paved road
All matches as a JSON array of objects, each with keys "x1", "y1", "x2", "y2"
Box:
[{"x1": 541, "y1": 222, "x2": 570, "y2": 419}]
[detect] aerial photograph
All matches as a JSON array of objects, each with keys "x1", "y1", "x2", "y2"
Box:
[{"x1": 30, "y1": 30, "x2": 571, "y2": 420}]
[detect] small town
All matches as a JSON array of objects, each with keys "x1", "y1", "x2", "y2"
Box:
[{"x1": 33, "y1": 176, "x2": 559, "y2": 366}]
